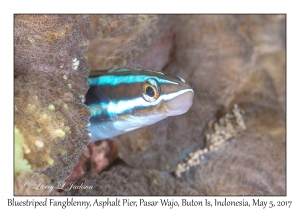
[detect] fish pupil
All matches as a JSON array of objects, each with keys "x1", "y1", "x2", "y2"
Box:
[{"x1": 146, "y1": 86, "x2": 155, "y2": 97}]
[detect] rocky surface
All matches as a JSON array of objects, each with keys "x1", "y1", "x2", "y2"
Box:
[{"x1": 14, "y1": 15, "x2": 285, "y2": 195}]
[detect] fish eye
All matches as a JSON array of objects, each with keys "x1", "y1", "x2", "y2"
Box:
[
  {"x1": 146, "y1": 86, "x2": 155, "y2": 97},
  {"x1": 142, "y1": 78, "x2": 160, "y2": 102}
]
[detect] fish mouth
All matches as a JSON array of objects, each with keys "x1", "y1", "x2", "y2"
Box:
[{"x1": 161, "y1": 88, "x2": 194, "y2": 116}]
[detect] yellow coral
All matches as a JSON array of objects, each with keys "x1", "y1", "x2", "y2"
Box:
[
  {"x1": 14, "y1": 127, "x2": 32, "y2": 173},
  {"x1": 14, "y1": 15, "x2": 91, "y2": 183}
]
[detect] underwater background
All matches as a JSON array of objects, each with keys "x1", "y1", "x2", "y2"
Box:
[{"x1": 14, "y1": 15, "x2": 285, "y2": 195}]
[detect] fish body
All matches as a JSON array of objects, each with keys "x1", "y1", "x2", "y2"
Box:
[{"x1": 85, "y1": 68, "x2": 194, "y2": 142}]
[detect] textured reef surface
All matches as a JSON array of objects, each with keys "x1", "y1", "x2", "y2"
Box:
[
  {"x1": 14, "y1": 15, "x2": 91, "y2": 187},
  {"x1": 14, "y1": 15, "x2": 285, "y2": 195}
]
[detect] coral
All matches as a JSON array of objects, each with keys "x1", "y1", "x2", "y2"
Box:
[
  {"x1": 64, "y1": 146, "x2": 90, "y2": 186},
  {"x1": 14, "y1": 127, "x2": 32, "y2": 173},
  {"x1": 65, "y1": 140, "x2": 118, "y2": 185},
  {"x1": 14, "y1": 14, "x2": 285, "y2": 195},
  {"x1": 113, "y1": 15, "x2": 285, "y2": 172},
  {"x1": 77, "y1": 15, "x2": 174, "y2": 71},
  {"x1": 89, "y1": 140, "x2": 118, "y2": 174},
  {"x1": 185, "y1": 106, "x2": 285, "y2": 195},
  {"x1": 104, "y1": 15, "x2": 285, "y2": 195},
  {"x1": 175, "y1": 104, "x2": 246, "y2": 178},
  {"x1": 14, "y1": 14, "x2": 174, "y2": 188},
  {"x1": 14, "y1": 15, "x2": 90, "y2": 183},
  {"x1": 62, "y1": 161, "x2": 199, "y2": 196},
  {"x1": 15, "y1": 171, "x2": 59, "y2": 196}
]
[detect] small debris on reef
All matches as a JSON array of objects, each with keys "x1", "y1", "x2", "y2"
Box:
[
  {"x1": 14, "y1": 15, "x2": 285, "y2": 195},
  {"x1": 175, "y1": 104, "x2": 246, "y2": 178},
  {"x1": 65, "y1": 140, "x2": 118, "y2": 185},
  {"x1": 64, "y1": 146, "x2": 90, "y2": 186},
  {"x1": 89, "y1": 140, "x2": 119, "y2": 174}
]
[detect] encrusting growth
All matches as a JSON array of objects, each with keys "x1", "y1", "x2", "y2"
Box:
[
  {"x1": 175, "y1": 104, "x2": 246, "y2": 177},
  {"x1": 14, "y1": 15, "x2": 91, "y2": 183}
]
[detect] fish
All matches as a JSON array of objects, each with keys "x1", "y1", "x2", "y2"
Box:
[{"x1": 85, "y1": 68, "x2": 194, "y2": 142}]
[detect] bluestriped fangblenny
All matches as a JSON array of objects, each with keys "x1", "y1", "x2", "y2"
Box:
[{"x1": 85, "y1": 68, "x2": 194, "y2": 142}]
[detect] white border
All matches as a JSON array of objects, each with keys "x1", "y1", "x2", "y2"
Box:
[{"x1": 2, "y1": 0, "x2": 298, "y2": 209}]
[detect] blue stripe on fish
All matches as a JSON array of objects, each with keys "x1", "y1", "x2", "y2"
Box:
[
  {"x1": 88, "y1": 74, "x2": 178, "y2": 87},
  {"x1": 85, "y1": 68, "x2": 194, "y2": 142}
]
